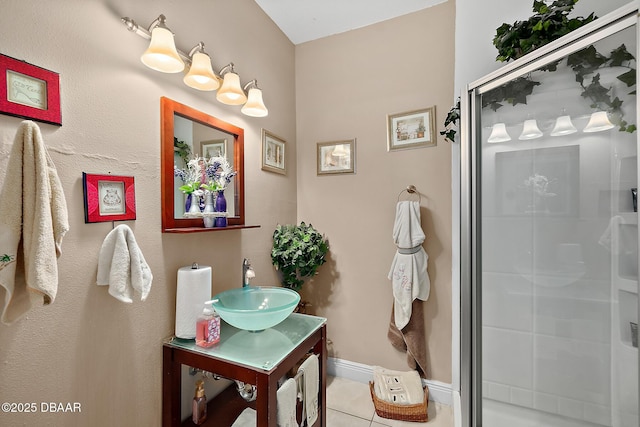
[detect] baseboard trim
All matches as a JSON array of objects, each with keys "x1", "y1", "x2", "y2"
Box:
[{"x1": 327, "y1": 357, "x2": 453, "y2": 406}]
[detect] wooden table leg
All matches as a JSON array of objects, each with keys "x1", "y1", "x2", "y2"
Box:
[
  {"x1": 163, "y1": 346, "x2": 181, "y2": 427},
  {"x1": 255, "y1": 373, "x2": 278, "y2": 426}
]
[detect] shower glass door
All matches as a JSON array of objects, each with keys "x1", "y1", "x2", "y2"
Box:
[{"x1": 464, "y1": 6, "x2": 639, "y2": 427}]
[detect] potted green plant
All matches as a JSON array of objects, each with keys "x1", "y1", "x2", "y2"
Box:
[{"x1": 271, "y1": 222, "x2": 329, "y2": 291}]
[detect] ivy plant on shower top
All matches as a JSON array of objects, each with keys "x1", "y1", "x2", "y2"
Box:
[
  {"x1": 493, "y1": 0, "x2": 596, "y2": 63},
  {"x1": 440, "y1": 0, "x2": 637, "y2": 141}
]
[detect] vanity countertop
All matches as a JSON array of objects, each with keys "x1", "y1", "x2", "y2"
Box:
[{"x1": 164, "y1": 313, "x2": 327, "y2": 372}]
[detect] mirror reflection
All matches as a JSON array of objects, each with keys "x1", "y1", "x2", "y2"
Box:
[
  {"x1": 161, "y1": 97, "x2": 245, "y2": 232},
  {"x1": 173, "y1": 117, "x2": 236, "y2": 219}
]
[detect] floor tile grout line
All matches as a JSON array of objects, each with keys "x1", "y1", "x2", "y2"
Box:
[{"x1": 329, "y1": 407, "x2": 376, "y2": 423}]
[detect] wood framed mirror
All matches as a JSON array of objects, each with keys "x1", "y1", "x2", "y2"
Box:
[{"x1": 161, "y1": 97, "x2": 245, "y2": 232}]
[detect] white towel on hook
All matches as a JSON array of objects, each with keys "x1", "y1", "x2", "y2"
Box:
[
  {"x1": 388, "y1": 201, "x2": 430, "y2": 330},
  {"x1": 97, "y1": 224, "x2": 152, "y2": 303},
  {"x1": 277, "y1": 377, "x2": 298, "y2": 427},
  {"x1": 0, "y1": 121, "x2": 69, "y2": 324},
  {"x1": 298, "y1": 354, "x2": 319, "y2": 427}
]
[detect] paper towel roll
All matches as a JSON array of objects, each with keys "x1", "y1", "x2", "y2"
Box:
[{"x1": 175, "y1": 264, "x2": 212, "y2": 339}]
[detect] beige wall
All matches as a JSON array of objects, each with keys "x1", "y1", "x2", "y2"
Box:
[
  {"x1": 0, "y1": 1, "x2": 295, "y2": 426},
  {"x1": 0, "y1": 0, "x2": 455, "y2": 425},
  {"x1": 295, "y1": 2, "x2": 454, "y2": 384}
]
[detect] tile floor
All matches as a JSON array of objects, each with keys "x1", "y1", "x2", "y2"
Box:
[{"x1": 327, "y1": 376, "x2": 454, "y2": 427}]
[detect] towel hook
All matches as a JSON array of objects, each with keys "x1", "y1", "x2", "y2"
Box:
[{"x1": 397, "y1": 185, "x2": 421, "y2": 203}]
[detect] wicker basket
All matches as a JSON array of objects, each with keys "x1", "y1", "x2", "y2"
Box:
[{"x1": 369, "y1": 381, "x2": 429, "y2": 423}]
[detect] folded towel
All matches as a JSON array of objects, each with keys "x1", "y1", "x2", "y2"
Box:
[
  {"x1": 298, "y1": 354, "x2": 319, "y2": 427},
  {"x1": 388, "y1": 201, "x2": 430, "y2": 329},
  {"x1": 277, "y1": 377, "x2": 298, "y2": 427},
  {"x1": 97, "y1": 224, "x2": 152, "y2": 303},
  {"x1": 231, "y1": 408, "x2": 256, "y2": 427},
  {"x1": 0, "y1": 121, "x2": 69, "y2": 324},
  {"x1": 373, "y1": 366, "x2": 424, "y2": 405}
]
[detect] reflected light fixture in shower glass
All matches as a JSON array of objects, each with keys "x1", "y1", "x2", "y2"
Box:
[
  {"x1": 519, "y1": 119, "x2": 543, "y2": 140},
  {"x1": 487, "y1": 123, "x2": 511, "y2": 143},
  {"x1": 550, "y1": 115, "x2": 577, "y2": 136},
  {"x1": 583, "y1": 111, "x2": 615, "y2": 133}
]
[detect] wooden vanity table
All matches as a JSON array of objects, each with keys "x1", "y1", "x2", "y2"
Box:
[{"x1": 163, "y1": 313, "x2": 327, "y2": 427}]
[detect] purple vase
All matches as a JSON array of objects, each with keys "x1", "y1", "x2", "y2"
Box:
[
  {"x1": 184, "y1": 193, "x2": 191, "y2": 213},
  {"x1": 214, "y1": 190, "x2": 227, "y2": 227}
]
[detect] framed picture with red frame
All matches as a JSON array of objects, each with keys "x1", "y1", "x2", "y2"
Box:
[
  {"x1": 0, "y1": 53, "x2": 61, "y2": 126},
  {"x1": 82, "y1": 173, "x2": 136, "y2": 223}
]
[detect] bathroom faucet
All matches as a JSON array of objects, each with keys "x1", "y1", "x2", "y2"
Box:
[{"x1": 242, "y1": 258, "x2": 255, "y2": 287}]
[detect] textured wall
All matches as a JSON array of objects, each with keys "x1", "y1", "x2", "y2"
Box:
[{"x1": 0, "y1": 0, "x2": 296, "y2": 425}]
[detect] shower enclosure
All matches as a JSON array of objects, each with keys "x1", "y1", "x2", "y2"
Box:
[{"x1": 461, "y1": 4, "x2": 639, "y2": 426}]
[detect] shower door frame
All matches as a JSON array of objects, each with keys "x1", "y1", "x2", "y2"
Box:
[{"x1": 460, "y1": 4, "x2": 640, "y2": 426}]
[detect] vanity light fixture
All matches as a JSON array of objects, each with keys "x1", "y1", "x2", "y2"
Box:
[
  {"x1": 183, "y1": 43, "x2": 220, "y2": 91},
  {"x1": 241, "y1": 80, "x2": 268, "y2": 117},
  {"x1": 518, "y1": 119, "x2": 543, "y2": 140},
  {"x1": 216, "y1": 63, "x2": 248, "y2": 105},
  {"x1": 583, "y1": 111, "x2": 615, "y2": 133},
  {"x1": 487, "y1": 123, "x2": 511, "y2": 143},
  {"x1": 121, "y1": 14, "x2": 268, "y2": 116},
  {"x1": 550, "y1": 115, "x2": 577, "y2": 136},
  {"x1": 137, "y1": 15, "x2": 185, "y2": 73}
]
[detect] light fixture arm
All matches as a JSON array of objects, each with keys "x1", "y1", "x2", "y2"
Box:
[
  {"x1": 218, "y1": 63, "x2": 236, "y2": 77},
  {"x1": 147, "y1": 14, "x2": 169, "y2": 32},
  {"x1": 187, "y1": 42, "x2": 207, "y2": 58},
  {"x1": 243, "y1": 80, "x2": 260, "y2": 92}
]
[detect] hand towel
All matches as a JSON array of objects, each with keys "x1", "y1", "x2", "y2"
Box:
[
  {"x1": 388, "y1": 299, "x2": 428, "y2": 378},
  {"x1": 0, "y1": 121, "x2": 69, "y2": 324},
  {"x1": 97, "y1": 224, "x2": 152, "y2": 303},
  {"x1": 298, "y1": 354, "x2": 319, "y2": 427},
  {"x1": 388, "y1": 201, "x2": 430, "y2": 330},
  {"x1": 277, "y1": 377, "x2": 298, "y2": 427},
  {"x1": 231, "y1": 408, "x2": 256, "y2": 427}
]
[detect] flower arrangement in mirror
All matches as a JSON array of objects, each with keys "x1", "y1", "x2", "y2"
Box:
[{"x1": 174, "y1": 156, "x2": 237, "y2": 220}]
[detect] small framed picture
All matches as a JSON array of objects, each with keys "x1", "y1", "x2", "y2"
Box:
[
  {"x1": 261, "y1": 129, "x2": 286, "y2": 175},
  {"x1": 0, "y1": 53, "x2": 61, "y2": 126},
  {"x1": 82, "y1": 173, "x2": 136, "y2": 223},
  {"x1": 317, "y1": 139, "x2": 356, "y2": 175},
  {"x1": 199, "y1": 139, "x2": 227, "y2": 159},
  {"x1": 387, "y1": 106, "x2": 436, "y2": 151}
]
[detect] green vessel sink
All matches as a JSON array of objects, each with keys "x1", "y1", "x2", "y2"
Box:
[{"x1": 210, "y1": 286, "x2": 300, "y2": 332}]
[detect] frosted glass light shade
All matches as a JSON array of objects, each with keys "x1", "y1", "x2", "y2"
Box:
[
  {"x1": 550, "y1": 115, "x2": 577, "y2": 136},
  {"x1": 140, "y1": 27, "x2": 184, "y2": 73},
  {"x1": 216, "y1": 72, "x2": 247, "y2": 105},
  {"x1": 241, "y1": 88, "x2": 268, "y2": 117},
  {"x1": 583, "y1": 111, "x2": 614, "y2": 133},
  {"x1": 487, "y1": 123, "x2": 511, "y2": 143},
  {"x1": 519, "y1": 119, "x2": 543, "y2": 140},
  {"x1": 183, "y1": 52, "x2": 219, "y2": 91}
]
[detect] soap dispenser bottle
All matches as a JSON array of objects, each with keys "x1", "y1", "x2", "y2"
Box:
[
  {"x1": 192, "y1": 379, "x2": 207, "y2": 425},
  {"x1": 196, "y1": 302, "x2": 220, "y2": 348}
]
